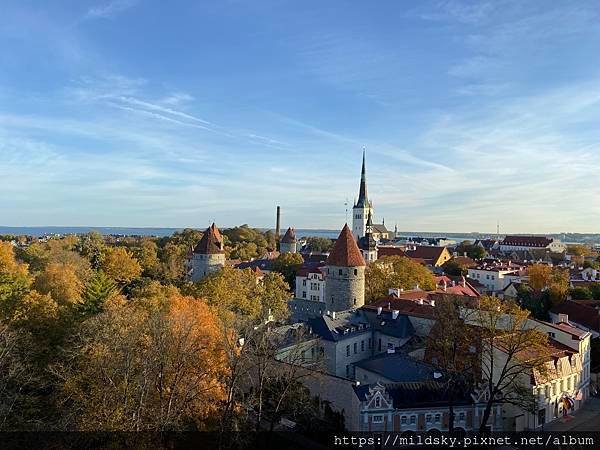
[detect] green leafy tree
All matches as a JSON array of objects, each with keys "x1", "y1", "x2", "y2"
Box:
[
  {"x1": 455, "y1": 241, "x2": 485, "y2": 259},
  {"x1": 76, "y1": 231, "x2": 106, "y2": 270},
  {"x1": 305, "y1": 237, "x2": 333, "y2": 253},
  {"x1": 365, "y1": 256, "x2": 436, "y2": 303},
  {"x1": 271, "y1": 253, "x2": 304, "y2": 287}
]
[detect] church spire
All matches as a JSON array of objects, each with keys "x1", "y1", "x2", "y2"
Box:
[{"x1": 356, "y1": 148, "x2": 369, "y2": 207}]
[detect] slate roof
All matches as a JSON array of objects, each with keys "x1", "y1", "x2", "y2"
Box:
[
  {"x1": 354, "y1": 353, "x2": 434, "y2": 383},
  {"x1": 308, "y1": 309, "x2": 372, "y2": 342},
  {"x1": 326, "y1": 224, "x2": 366, "y2": 267}
]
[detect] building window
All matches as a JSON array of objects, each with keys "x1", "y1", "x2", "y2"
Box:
[
  {"x1": 354, "y1": 269, "x2": 358, "y2": 275},
  {"x1": 458, "y1": 412, "x2": 465, "y2": 422},
  {"x1": 353, "y1": 298, "x2": 356, "y2": 305},
  {"x1": 401, "y1": 416, "x2": 407, "y2": 425},
  {"x1": 378, "y1": 339, "x2": 382, "y2": 352},
  {"x1": 346, "y1": 345, "x2": 350, "y2": 357},
  {"x1": 426, "y1": 414, "x2": 432, "y2": 423},
  {"x1": 361, "y1": 340, "x2": 365, "y2": 352},
  {"x1": 387, "y1": 342, "x2": 394, "y2": 350},
  {"x1": 372, "y1": 415, "x2": 384, "y2": 423},
  {"x1": 354, "y1": 343, "x2": 357, "y2": 354},
  {"x1": 346, "y1": 365, "x2": 350, "y2": 377},
  {"x1": 339, "y1": 269, "x2": 343, "y2": 276},
  {"x1": 375, "y1": 397, "x2": 381, "y2": 408},
  {"x1": 302, "y1": 280, "x2": 306, "y2": 286},
  {"x1": 410, "y1": 416, "x2": 416, "y2": 425},
  {"x1": 302, "y1": 291, "x2": 306, "y2": 298},
  {"x1": 434, "y1": 414, "x2": 440, "y2": 423}
]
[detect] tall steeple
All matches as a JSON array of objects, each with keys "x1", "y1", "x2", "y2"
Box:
[
  {"x1": 352, "y1": 148, "x2": 374, "y2": 241},
  {"x1": 355, "y1": 148, "x2": 369, "y2": 208}
]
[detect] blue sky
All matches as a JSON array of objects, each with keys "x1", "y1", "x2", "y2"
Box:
[{"x1": 1, "y1": 0, "x2": 600, "y2": 233}]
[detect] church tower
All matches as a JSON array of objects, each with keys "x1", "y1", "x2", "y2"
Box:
[
  {"x1": 358, "y1": 211, "x2": 378, "y2": 263},
  {"x1": 325, "y1": 224, "x2": 366, "y2": 312},
  {"x1": 352, "y1": 150, "x2": 373, "y2": 240},
  {"x1": 191, "y1": 223, "x2": 226, "y2": 282}
]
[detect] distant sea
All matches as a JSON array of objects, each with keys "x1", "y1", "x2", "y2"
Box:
[
  {"x1": 1, "y1": 226, "x2": 598, "y2": 245},
  {"x1": 0, "y1": 226, "x2": 496, "y2": 242}
]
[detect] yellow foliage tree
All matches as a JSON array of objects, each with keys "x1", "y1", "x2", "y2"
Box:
[
  {"x1": 365, "y1": 256, "x2": 436, "y2": 303},
  {"x1": 60, "y1": 294, "x2": 227, "y2": 431},
  {"x1": 34, "y1": 262, "x2": 84, "y2": 306},
  {"x1": 101, "y1": 247, "x2": 142, "y2": 284}
]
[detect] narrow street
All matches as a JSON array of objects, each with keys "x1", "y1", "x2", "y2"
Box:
[{"x1": 544, "y1": 397, "x2": 600, "y2": 431}]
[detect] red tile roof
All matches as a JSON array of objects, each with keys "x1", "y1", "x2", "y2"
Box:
[
  {"x1": 210, "y1": 222, "x2": 222, "y2": 244},
  {"x1": 501, "y1": 235, "x2": 554, "y2": 248},
  {"x1": 325, "y1": 224, "x2": 366, "y2": 267},
  {"x1": 377, "y1": 247, "x2": 406, "y2": 258},
  {"x1": 193, "y1": 225, "x2": 224, "y2": 255}
]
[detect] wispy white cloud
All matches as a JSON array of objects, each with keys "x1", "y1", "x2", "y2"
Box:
[{"x1": 85, "y1": 0, "x2": 139, "y2": 20}]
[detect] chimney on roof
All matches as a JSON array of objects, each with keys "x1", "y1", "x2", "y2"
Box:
[
  {"x1": 387, "y1": 302, "x2": 391, "y2": 309},
  {"x1": 418, "y1": 299, "x2": 424, "y2": 305},
  {"x1": 442, "y1": 280, "x2": 447, "y2": 292},
  {"x1": 331, "y1": 311, "x2": 336, "y2": 320},
  {"x1": 430, "y1": 299, "x2": 435, "y2": 307},
  {"x1": 377, "y1": 306, "x2": 382, "y2": 315},
  {"x1": 557, "y1": 313, "x2": 568, "y2": 323},
  {"x1": 275, "y1": 206, "x2": 281, "y2": 244},
  {"x1": 451, "y1": 280, "x2": 456, "y2": 287},
  {"x1": 392, "y1": 310, "x2": 399, "y2": 320},
  {"x1": 461, "y1": 276, "x2": 466, "y2": 287}
]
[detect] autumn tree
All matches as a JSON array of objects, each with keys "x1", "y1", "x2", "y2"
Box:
[
  {"x1": 426, "y1": 295, "x2": 478, "y2": 432},
  {"x1": 462, "y1": 296, "x2": 551, "y2": 432},
  {"x1": 365, "y1": 256, "x2": 436, "y2": 303},
  {"x1": 57, "y1": 294, "x2": 227, "y2": 431},
  {"x1": 0, "y1": 321, "x2": 42, "y2": 430},
  {"x1": 0, "y1": 242, "x2": 32, "y2": 316},
  {"x1": 526, "y1": 264, "x2": 568, "y2": 307},
  {"x1": 187, "y1": 266, "x2": 290, "y2": 322},
  {"x1": 132, "y1": 238, "x2": 160, "y2": 277},
  {"x1": 101, "y1": 247, "x2": 142, "y2": 284},
  {"x1": 271, "y1": 252, "x2": 304, "y2": 287},
  {"x1": 34, "y1": 262, "x2": 84, "y2": 306}
]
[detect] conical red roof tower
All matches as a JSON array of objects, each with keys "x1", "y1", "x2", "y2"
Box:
[{"x1": 326, "y1": 224, "x2": 366, "y2": 267}]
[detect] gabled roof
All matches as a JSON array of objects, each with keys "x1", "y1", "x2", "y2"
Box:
[
  {"x1": 406, "y1": 246, "x2": 448, "y2": 262},
  {"x1": 193, "y1": 224, "x2": 224, "y2": 254},
  {"x1": 326, "y1": 224, "x2": 366, "y2": 267},
  {"x1": 281, "y1": 227, "x2": 296, "y2": 243},
  {"x1": 372, "y1": 224, "x2": 389, "y2": 234},
  {"x1": 501, "y1": 235, "x2": 554, "y2": 248}
]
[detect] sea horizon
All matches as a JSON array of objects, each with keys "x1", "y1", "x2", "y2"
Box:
[{"x1": 2, "y1": 225, "x2": 599, "y2": 244}]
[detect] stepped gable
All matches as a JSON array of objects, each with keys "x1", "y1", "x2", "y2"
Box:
[{"x1": 326, "y1": 224, "x2": 366, "y2": 267}]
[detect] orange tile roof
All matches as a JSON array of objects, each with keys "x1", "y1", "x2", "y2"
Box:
[{"x1": 325, "y1": 224, "x2": 366, "y2": 267}]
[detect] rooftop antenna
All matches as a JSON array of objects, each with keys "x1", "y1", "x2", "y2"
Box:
[
  {"x1": 496, "y1": 220, "x2": 500, "y2": 240},
  {"x1": 345, "y1": 198, "x2": 349, "y2": 224}
]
